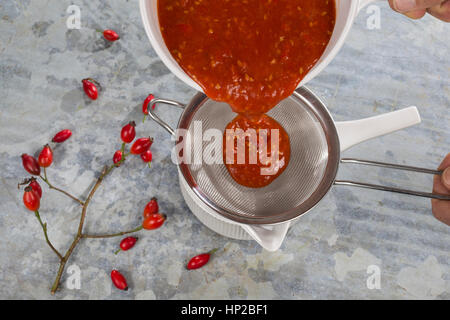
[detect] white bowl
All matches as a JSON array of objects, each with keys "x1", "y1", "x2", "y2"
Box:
[{"x1": 139, "y1": 0, "x2": 378, "y2": 91}]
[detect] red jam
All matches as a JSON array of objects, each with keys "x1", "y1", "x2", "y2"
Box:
[{"x1": 223, "y1": 114, "x2": 290, "y2": 188}]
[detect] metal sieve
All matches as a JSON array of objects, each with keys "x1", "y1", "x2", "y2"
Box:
[{"x1": 147, "y1": 87, "x2": 449, "y2": 227}]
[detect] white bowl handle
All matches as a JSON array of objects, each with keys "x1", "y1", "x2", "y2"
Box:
[
  {"x1": 336, "y1": 106, "x2": 421, "y2": 152},
  {"x1": 241, "y1": 222, "x2": 290, "y2": 252},
  {"x1": 358, "y1": 0, "x2": 380, "y2": 12}
]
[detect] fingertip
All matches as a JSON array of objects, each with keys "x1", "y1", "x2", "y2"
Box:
[
  {"x1": 427, "y1": 2, "x2": 450, "y2": 23},
  {"x1": 431, "y1": 200, "x2": 450, "y2": 226},
  {"x1": 388, "y1": 0, "x2": 397, "y2": 11},
  {"x1": 391, "y1": 0, "x2": 416, "y2": 12},
  {"x1": 442, "y1": 168, "x2": 450, "y2": 191},
  {"x1": 438, "y1": 153, "x2": 450, "y2": 170},
  {"x1": 404, "y1": 9, "x2": 427, "y2": 19}
]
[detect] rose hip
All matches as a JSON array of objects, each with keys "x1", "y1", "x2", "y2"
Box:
[
  {"x1": 130, "y1": 137, "x2": 153, "y2": 155},
  {"x1": 110, "y1": 270, "x2": 128, "y2": 291},
  {"x1": 82, "y1": 78, "x2": 100, "y2": 100},
  {"x1": 21, "y1": 154, "x2": 41, "y2": 176},
  {"x1": 120, "y1": 121, "x2": 136, "y2": 144},
  {"x1": 115, "y1": 237, "x2": 138, "y2": 254},
  {"x1": 140, "y1": 149, "x2": 152, "y2": 164},
  {"x1": 52, "y1": 129, "x2": 72, "y2": 143},
  {"x1": 143, "y1": 197, "x2": 159, "y2": 219},
  {"x1": 142, "y1": 213, "x2": 166, "y2": 230},
  {"x1": 23, "y1": 186, "x2": 40, "y2": 211},
  {"x1": 186, "y1": 249, "x2": 218, "y2": 270},
  {"x1": 113, "y1": 150, "x2": 123, "y2": 166},
  {"x1": 142, "y1": 94, "x2": 155, "y2": 115},
  {"x1": 103, "y1": 29, "x2": 120, "y2": 42},
  {"x1": 29, "y1": 178, "x2": 42, "y2": 199},
  {"x1": 38, "y1": 144, "x2": 53, "y2": 168}
]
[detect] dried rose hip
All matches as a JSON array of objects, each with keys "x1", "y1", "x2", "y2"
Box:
[
  {"x1": 82, "y1": 78, "x2": 100, "y2": 100},
  {"x1": 115, "y1": 237, "x2": 138, "y2": 254},
  {"x1": 120, "y1": 121, "x2": 136, "y2": 144},
  {"x1": 38, "y1": 144, "x2": 53, "y2": 168},
  {"x1": 23, "y1": 186, "x2": 40, "y2": 211},
  {"x1": 143, "y1": 197, "x2": 159, "y2": 219},
  {"x1": 21, "y1": 154, "x2": 41, "y2": 176},
  {"x1": 186, "y1": 249, "x2": 218, "y2": 270},
  {"x1": 103, "y1": 29, "x2": 120, "y2": 42},
  {"x1": 110, "y1": 270, "x2": 128, "y2": 291},
  {"x1": 130, "y1": 137, "x2": 153, "y2": 155},
  {"x1": 52, "y1": 129, "x2": 72, "y2": 143},
  {"x1": 142, "y1": 213, "x2": 166, "y2": 230}
]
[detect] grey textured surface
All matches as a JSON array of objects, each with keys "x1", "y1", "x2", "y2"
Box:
[{"x1": 0, "y1": 0, "x2": 449, "y2": 300}]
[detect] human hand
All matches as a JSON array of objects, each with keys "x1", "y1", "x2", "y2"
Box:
[
  {"x1": 432, "y1": 153, "x2": 450, "y2": 226},
  {"x1": 388, "y1": 0, "x2": 450, "y2": 21}
]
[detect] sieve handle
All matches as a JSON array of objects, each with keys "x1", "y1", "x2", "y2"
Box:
[
  {"x1": 336, "y1": 107, "x2": 421, "y2": 152},
  {"x1": 147, "y1": 98, "x2": 186, "y2": 136},
  {"x1": 335, "y1": 158, "x2": 450, "y2": 200}
]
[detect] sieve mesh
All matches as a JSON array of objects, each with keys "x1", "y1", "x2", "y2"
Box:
[{"x1": 177, "y1": 87, "x2": 339, "y2": 224}]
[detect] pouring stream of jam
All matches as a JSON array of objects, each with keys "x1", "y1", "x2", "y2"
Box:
[{"x1": 159, "y1": 0, "x2": 336, "y2": 187}]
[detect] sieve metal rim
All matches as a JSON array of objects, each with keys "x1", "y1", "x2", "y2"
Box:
[{"x1": 173, "y1": 86, "x2": 341, "y2": 225}]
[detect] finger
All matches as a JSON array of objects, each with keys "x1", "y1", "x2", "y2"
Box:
[
  {"x1": 433, "y1": 153, "x2": 450, "y2": 194},
  {"x1": 442, "y1": 168, "x2": 450, "y2": 190},
  {"x1": 437, "y1": 152, "x2": 450, "y2": 171},
  {"x1": 389, "y1": 0, "x2": 446, "y2": 12},
  {"x1": 387, "y1": 1, "x2": 427, "y2": 18},
  {"x1": 431, "y1": 199, "x2": 450, "y2": 226},
  {"x1": 404, "y1": 9, "x2": 427, "y2": 18},
  {"x1": 433, "y1": 173, "x2": 448, "y2": 194},
  {"x1": 431, "y1": 153, "x2": 450, "y2": 226},
  {"x1": 427, "y1": 1, "x2": 450, "y2": 22}
]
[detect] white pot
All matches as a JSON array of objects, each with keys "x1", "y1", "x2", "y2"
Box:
[
  {"x1": 148, "y1": 89, "x2": 421, "y2": 252},
  {"x1": 139, "y1": 0, "x2": 378, "y2": 91}
]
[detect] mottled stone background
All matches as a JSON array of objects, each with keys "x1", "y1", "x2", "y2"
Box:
[{"x1": 0, "y1": 1, "x2": 448, "y2": 300}]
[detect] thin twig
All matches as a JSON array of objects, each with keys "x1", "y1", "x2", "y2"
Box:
[
  {"x1": 50, "y1": 238, "x2": 79, "y2": 294},
  {"x1": 82, "y1": 226, "x2": 143, "y2": 239},
  {"x1": 48, "y1": 151, "x2": 140, "y2": 294},
  {"x1": 34, "y1": 211, "x2": 63, "y2": 260},
  {"x1": 40, "y1": 168, "x2": 84, "y2": 205},
  {"x1": 76, "y1": 166, "x2": 109, "y2": 236},
  {"x1": 50, "y1": 165, "x2": 115, "y2": 295}
]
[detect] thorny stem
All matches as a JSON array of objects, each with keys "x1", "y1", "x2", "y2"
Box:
[
  {"x1": 50, "y1": 151, "x2": 139, "y2": 295},
  {"x1": 40, "y1": 168, "x2": 84, "y2": 206},
  {"x1": 34, "y1": 210, "x2": 63, "y2": 260}
]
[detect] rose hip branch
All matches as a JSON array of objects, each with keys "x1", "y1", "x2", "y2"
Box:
[{"x1": 19, "y1": 120, "x2": 163, "y2": 294}]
